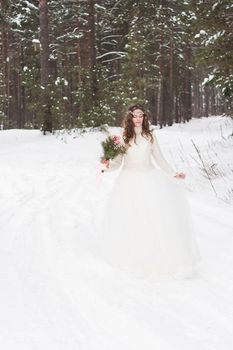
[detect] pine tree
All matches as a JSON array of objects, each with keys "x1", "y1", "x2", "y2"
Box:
[{"x1": 0, "y1": 0, "x2": 232, "y2": 130}]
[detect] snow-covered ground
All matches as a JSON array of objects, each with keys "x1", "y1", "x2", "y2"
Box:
[{"x1": 0, "y1": 115, "x2": 233, "y2": 350}]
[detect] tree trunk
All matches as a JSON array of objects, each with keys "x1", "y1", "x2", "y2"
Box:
[
  {"x1": 168, "y1": 36, "x2": 174, "y2": 126},
  {"x1": 157, "y1": 32, "x2": 164, "y2": 128},
  {"x1": 183, "y1": 44, "x2": 192, "y2": 121},
  {"x1": 39, "y1": 0, "x2": 52, "y2": 133},
  {"x1": 204, "y1": 85, "x2": 209, "y2": 118},
  {"x1": 88, "y1": 0, "x2": 97, "y2": 102}
]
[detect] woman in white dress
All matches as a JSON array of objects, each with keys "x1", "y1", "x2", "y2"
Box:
[{"x1": 99, "y1": 104, "x2": 201, "y2": 280}]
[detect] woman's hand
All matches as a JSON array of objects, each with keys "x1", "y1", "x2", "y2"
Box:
[
  {"x1": 100, "y1": 159, "x2": 110, "y2": 172},
  {"x1": 174, "y1": 172, "x2": 186, "y2": 179},
  {"x1": 101, "y1": 159, "x2": 110, "y2": 167}
]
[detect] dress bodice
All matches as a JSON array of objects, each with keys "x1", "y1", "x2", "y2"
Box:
[
  {"x1": 106, "y1": 126, "x2": 176, "y2": 176},
  {"x1": 123, "y1": 127, "x2": 154, "y2": 171}
]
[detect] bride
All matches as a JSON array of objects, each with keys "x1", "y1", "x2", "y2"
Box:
[{"x1": 98, "y1": 104, "x2": 201, "y2": 280}]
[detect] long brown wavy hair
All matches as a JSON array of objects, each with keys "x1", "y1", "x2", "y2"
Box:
[{"x1": 122, "y1": 104, "x2": 153, "y2": 145}]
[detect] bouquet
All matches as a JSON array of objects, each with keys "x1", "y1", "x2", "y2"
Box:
[{"x1": 100, "y1": 135, "x2": 127, "y2": 172}]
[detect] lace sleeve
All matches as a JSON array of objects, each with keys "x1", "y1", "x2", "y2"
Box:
[{"x1": 151, "y1": 130, "x2": 176, "y2": 176}]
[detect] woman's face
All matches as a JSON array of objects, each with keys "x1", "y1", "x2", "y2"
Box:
[{"x1": 131, "y1": 109, "x2": 144, "y2": 127}]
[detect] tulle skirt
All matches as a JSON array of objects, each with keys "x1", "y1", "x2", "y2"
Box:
[{"x1": 97, "y1": 166, "x2": 202, "y2": 281}]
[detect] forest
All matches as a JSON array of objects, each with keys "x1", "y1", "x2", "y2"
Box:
[
  {"x1": 1, "y1": 2, "x2": 233, "y2": 347},
  {"x1": 0, "y1": 0, "x2": 232, "y2": 131}
]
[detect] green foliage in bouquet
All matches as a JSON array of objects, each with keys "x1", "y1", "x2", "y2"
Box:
[{"x1": 101, "y1": 135, "x2": 127, "y2": 160}]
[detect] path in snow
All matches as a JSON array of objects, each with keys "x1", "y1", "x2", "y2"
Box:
[{"x1": 0, "y1": 117, "x2": 233, "y2": 350}]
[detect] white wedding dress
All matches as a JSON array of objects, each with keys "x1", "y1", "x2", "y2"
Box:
[{"x1": 97, "y1": 126, "x2": 201, "y2": 280}]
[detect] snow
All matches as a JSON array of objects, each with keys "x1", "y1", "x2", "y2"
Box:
[
  {"x1": 205, "y1": 31, "x2": 225, "y2": 46},
  {"x1": 96, "y1": 51, "x2": 127, "y2": 60},
  {"x1": 212, "y1": 2, "x2": 219, "y2": 11},
  {"x1": 55, "y1": 77, "x2": 68, "y2": 86},
  {"x1": 24, "y1": 0, "x2": 38, "y2": 11},
  {"x1": 11, "y1": 14, "x2": 24, "y2": 26},
  {"x1": 94, "y1": 4, "x2": 106, "y2": 11},
  {"x1": 202, "y1": 74, "x2": 215, "y2": 85},
  {"x1": 0, "y1": 116, "x2": 233, "y2": 349},
  {"x1": 194, "y1": 30, "x2": 207, "y2": 39}
]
